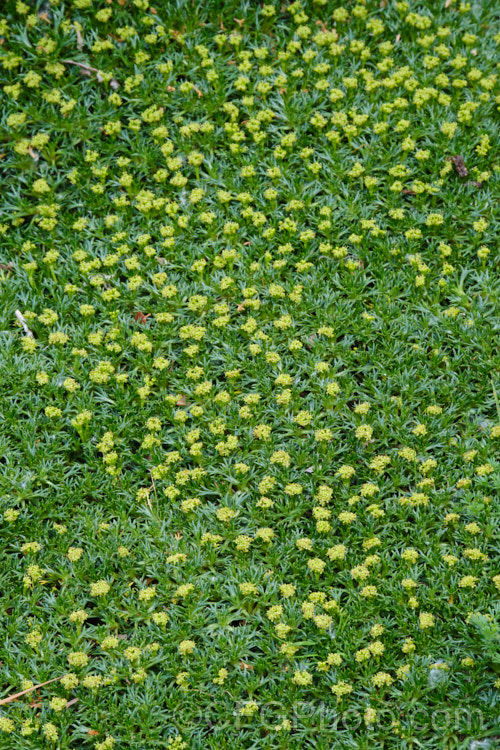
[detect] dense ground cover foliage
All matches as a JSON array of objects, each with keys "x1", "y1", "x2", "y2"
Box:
[{"x1": 0, "y1": 0, "x2": 499, "y2": 747}]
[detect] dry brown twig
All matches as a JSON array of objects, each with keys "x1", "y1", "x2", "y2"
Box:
[
  {"x1": 15, "y1": 310, "x2": 33, "y2": 337},
  {"x1": 0, "y1": 677, "x2": 62, "y2": 706},
  {"x1": 62, "y1": 59, "x2": 119, "y2": 90}
]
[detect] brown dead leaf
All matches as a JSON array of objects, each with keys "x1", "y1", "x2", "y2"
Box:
[
  {"x1": 193, "y1": 85, "x2": 203, "y2": 98},
  {"x1": 176, "y1": 395, "x2": 187, "y2": 406},
  {"x1": 166, "y1": 85, "x2": 176, "y2": 92},
  {"x1": 134, "y1": 311, "x2": 151, "y2": 324},
  {"x1": 236, "y1": 303, "x2": 246, "y2": 313},
  {"x1": 28, "y1": 146, "x2": 39, "y2": 161},
  {"x1": 174, "y1": 532, "x2": 183, "y2": 540},
  {"x1": 233, "y1": 17, "x2": 245, "y2": 27},
  {"x1": 240, "y1": 661, "x2": 254, "y2": 671},
  {"x1": 87, "y1": 730, "x2": 99, "y2": 736},
  {"x1": 451, "y1": 155, "x2": 468, "y2": 177},
  {"x1": 65, "y1": 698, "x2": 79, "y2": 709}
]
